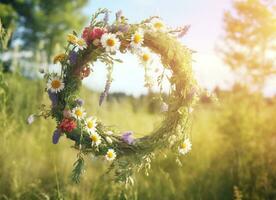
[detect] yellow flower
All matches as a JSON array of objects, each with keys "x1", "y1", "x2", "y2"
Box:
[
  {"x1": 67, "y1": 33, "x2": 78, "y2": 44},
  {"x1": 53, "y1": 53, "x2": 67, "y2": 64}
]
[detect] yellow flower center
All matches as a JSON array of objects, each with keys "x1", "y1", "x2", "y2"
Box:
[
  {"x1": 75, "y1": 109, "x2": 83, "y2": 117},
  {"x1": 91, "y1": 135, "x2": 98, "y2": 142},
  {"x1": 106, "y1": 38, "x2": 115, "y2": 47},
  {"x1": 51, "y1": 80, "x2": 61, "y2": 89},
  {"x1": 142, "y1": 54, "x2": 150, "y2": 62},
  {"x1": 181, "y1": 143, "x2": 187, "y2": 149},
  {"x1": 134, "y1": 34, "x2": 142, "y2": 44},
  {"x1": 107, "y1": 151, "x2": 114, "y2": 158},
  {"x1": 87, "y1": 121, "x2": 94, "y2": 129},
  {"x1": 154, "y1": 22, "x2": 163, "y2": 29}
]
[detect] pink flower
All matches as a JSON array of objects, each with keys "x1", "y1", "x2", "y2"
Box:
[
  {"x1": 82, "y1": 27, "x2": 106, "y2": 45},
  {"x1": 59, "y1": 118, "x2": 77, "y2": 133}
]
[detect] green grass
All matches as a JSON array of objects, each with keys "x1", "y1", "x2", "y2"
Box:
[{"x1": 0, "y1": 74, "x2": 276, "y2": 200}]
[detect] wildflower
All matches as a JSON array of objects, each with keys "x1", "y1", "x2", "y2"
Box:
[
  {"x1": 63, "y1": 109, "x2": 71, "y2": 118},
  {"x1": 82, "y1": 27, "x2": 106, "y2": 45},
  {"x1": 151, "y1": 18, "x2": 166, "y2": 32},
  {"x1": 47, "y1": 90, "x2": 58, "y2": 106},
  {"x1": 100, "y1": 33, "x2": 120, "y2": 53},
  {"x1": 115, "y1": 10, "x2": 123, "y2": 21},
  {"x1": 122, "y1": 131, "x2": 134, "y2": 144},
  {"x1": 47, "y1": 76, "x2": 65, "y2": 93},
  {"x1": 67, "y1": 33, "x2": 78, "y2": 44},
  {"x1": 69, "y1": 51, "x2": 78, "y2": 65},
  {"x1": 90, "y1": 132, "x2": 101, "y2": 146},
  {"x1": 59, "y1": 118, "x2": 77, "y2": 133},
  {"x1": 131, "y1": 30, "x2": 144, "y2": 49},
  {"x1": 139, "y1": 49, "x2": 152, "y2": 65},
  {"x1": 103, "y1": 11, "x2": 109, "y2": 24},
  {"x1": 99, "y1": 80, "x2": 111, "y2": 106},
  {"x1": 53, "y1": 53, "x2": 67, "y2": 64},
  {"x1": 118, "y1": 24, "x2": 130, "y2": 33},
  {"x1": 85, "y1": 117, "x2": 97, "y2": 133},
  {"x1": 52, "y1": 129, "x2": 61, "y2": 144},
  {"x1": 178, "y1": 138, "x2": 192, "y2": 155},
  {"x1": 76, "y1": 38, "x2": 87, "y2": 50},
  {"x1": 105, "y1": 149, "x2": 116, "y2": 161},
  {"x1": 27, "y1": 114, "x2": 35, "y2": 124},
  {"x1": 72, "y1": 106, "x2": 86, "y2": 119},
  {"x1": 75, "y1": 98, "x2": 84, "y2": 106},
  {"x1": 92, "y1": 39, "x2": 101, "y2": 46}
]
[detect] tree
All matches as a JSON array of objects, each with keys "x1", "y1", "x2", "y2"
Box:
[
  {"x1": 219, "y1": 0, "x2": 276, "y2": 90},
  {"x1": 0, "y1": 0, "x2": 88, "y2": 60}
]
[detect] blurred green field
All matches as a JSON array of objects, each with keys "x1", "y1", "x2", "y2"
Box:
[{"x1": 0, "y1": 74, "x2": 276, "y2": 200}]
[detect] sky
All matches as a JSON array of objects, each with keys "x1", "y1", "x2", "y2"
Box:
[{"x1": 81, "y1": 0, "x2": 275, "y2": 96}]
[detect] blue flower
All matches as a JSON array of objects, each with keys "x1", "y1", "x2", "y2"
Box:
[
  {"x1": 52, "y1": 129, "x2": 61, "y2": 144},
  {"x1": 118, "y1": 24, "x2": 130, "y2": 33},
  {"x1": 122, "y1": 131, "x2": 134, "y2": 145},
  {"x1": 75, "y1": 98, "x2": 84, "y2": 106},
  {"x1": 69, "y1": 51, "x2": 78, "y2": 65},
  {"x1": 47, "y1": 90, "x2": 58, "y2": 107}
]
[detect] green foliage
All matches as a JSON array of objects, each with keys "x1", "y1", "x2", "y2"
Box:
[
  {"x1": 0, "y1": 0, "x2": 88, "y2": 57},
  {"x1": 1, "y1": 75, "x2": 276, "y2": 199},
  {"x1": 219, "y1": 0, "x2": 276, "y2": 88}
]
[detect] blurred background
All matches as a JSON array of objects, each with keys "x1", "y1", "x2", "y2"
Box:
[{"x1": 0, "y1": 0, "x2": 275, "y2": 199}]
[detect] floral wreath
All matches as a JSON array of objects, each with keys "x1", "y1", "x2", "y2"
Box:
[{"x1": 29, "y1": 9, "x2": 200, "y2": 184}]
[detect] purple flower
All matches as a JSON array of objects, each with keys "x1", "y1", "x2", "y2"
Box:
[
  {"x1": 107, "y1": 24, "x2": 117, "y2": 33},
  {"x1": 48, "y1": 90, "x2": 58, "y2": 107},
  {"x1": 115, "y1": 10, "x2": 123, "y2": 21},
  {"x1": 118, "y1": 24, "x2": 130, "y2": 33},
  {"x1": 69, "y1": 51, "x2": 78, "y2": 65},
  {"x1": 99, "y1": 80, "x2": 111, "y2": 106},
  {"x1": 75, "y1": 98, "x2": 84, "y2": 106},
  {"x1": 103, "y1": 11, "x2": 109, "y2": 24},
  {"x1": 122, "y1": 131, "x2": 134, "y2": 145},
  {"x1": 52, "y1": 129, "x2": 61, "y2": 144},
  {"x1": 27, "y1": 114, "x2": 35, "y2": 124}
]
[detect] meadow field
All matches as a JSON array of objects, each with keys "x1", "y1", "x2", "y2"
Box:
[{"x1": 0, "y1": 74, "x2": 275, "y2": 200}]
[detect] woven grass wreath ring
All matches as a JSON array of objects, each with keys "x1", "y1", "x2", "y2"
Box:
[{"x1": 35, "y1": 9, "x2": 199, "y2": 183}]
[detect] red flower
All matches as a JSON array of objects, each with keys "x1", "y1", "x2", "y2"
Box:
[
  {"x1": 82, "y1": 27, "x2": 106, "y2": 45},
  {"x1": 59, "y1": 118, "x2": 77, "y2": 133}
]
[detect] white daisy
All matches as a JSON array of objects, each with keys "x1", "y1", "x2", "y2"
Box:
[
  {"x1": 151, "y1": 18, "x2": 166, "y2": 32},
  {"x1": 178, "y1": 138, "x2": 192, "y2": 155},
  {"x1": 85, "y1": 117, "x2": 97, "y2": 133},
  {"x1": 90, "y1": 132, "x2": 101, "y2": 146},
  {"x1": 76, "y1": 38, "x2": 87, "y2": 50},
  {"x1": 105, "y1": 149, "x2": 116, "y2": 161},
  {"x1": 72, "y1": 106, "x2": 86, "y2": 119},
  {"x1": 100, "y1": 33, "x2": 120, "y2": 53},
  {"x1": 139, "y1": 49, "x2": 152, "y2": 65},
  {"x1": 131, "y1": 30, "x2": 144, "y2": 49},
  {"x1": 47, "y1": 76, "x2": 65, "y2": 93}
]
